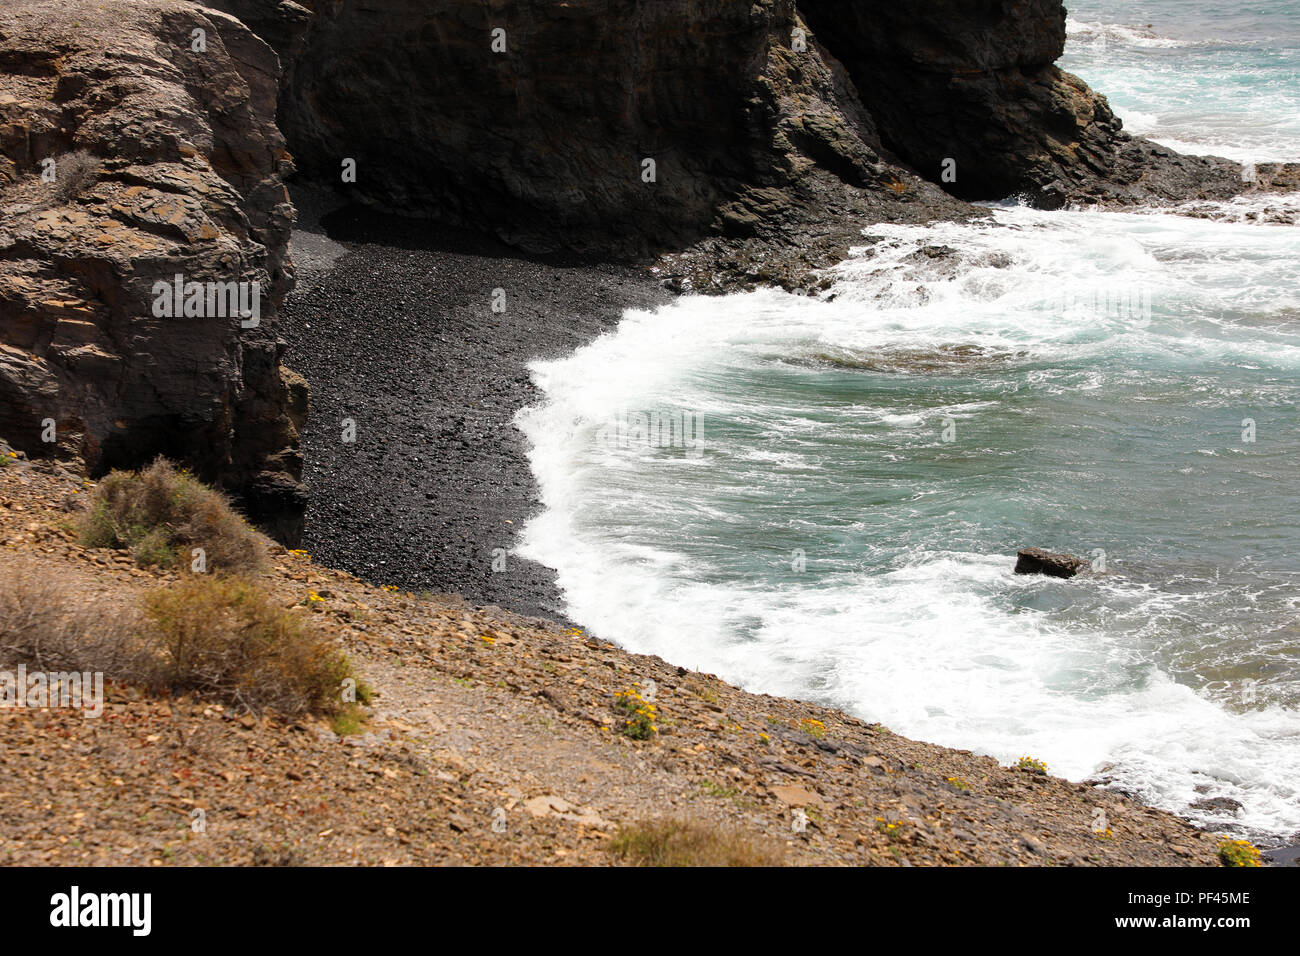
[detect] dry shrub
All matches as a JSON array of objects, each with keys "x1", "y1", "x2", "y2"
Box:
[
  {"x1": 0, "y1": 556, "x2": 158, "y2": 680},
  {"x1": 48, "y1": 150, "x2": 99, "y2": 204},
  {"x1": 144, "y1": 576, "x2": 353, "y2": 716},
  {"x1": 0, "y1": 557, "x2": 356, "y2": 716},
  {"x1": 607, "y1": 819, "x2": 786, "y2": 867},
  {"x1": 80, "y1": 459, "x2": 265, "y2": 574}
]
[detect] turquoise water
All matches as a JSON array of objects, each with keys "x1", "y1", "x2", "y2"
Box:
[
  {"x1": 1062, "y1": 0, "x2": 1300, "y2": 162},
  {"x1": 517, "y1": 4, "x2": 1300, "y2": 841}
]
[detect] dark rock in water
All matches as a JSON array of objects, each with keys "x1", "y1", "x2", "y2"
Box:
[
  {"x1": 1191, "y1": 797, "x2": 1244, "y2": 815},
  {"x1": 799, "y1": 0, "x2": 1300, "y2": 209},
  {"x1": 1014, "y1": 548, "x2": 1090, "y2": 579}
]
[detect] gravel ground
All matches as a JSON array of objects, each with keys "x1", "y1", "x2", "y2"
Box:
[
  {"x1": 0, "y1": 463, "x2": 1243, "y2": 867},
  {"x1": 280, "y1": 189, "x2": 670, "y2": 620}
]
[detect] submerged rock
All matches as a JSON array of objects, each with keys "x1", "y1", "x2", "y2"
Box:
[{"x1": 1014, "y1": 548, "x2": 1091, "y2": 579}]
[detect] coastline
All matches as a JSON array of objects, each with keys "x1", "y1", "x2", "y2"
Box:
[
  {"x1": 0, "y1": 461, "x2": 1236, "y2": 865},
  {"x1": 1, "y1": 0, "x2": 1295, "y2": 874},
  {"x1": 278, "y1": 190, "x2": 1298, "y2": 856}
]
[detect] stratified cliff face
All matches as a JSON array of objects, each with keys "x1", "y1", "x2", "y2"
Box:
[
  {"x1": 797, "y1": 0, "x2": 1250, "y2": 206},
  {"x1": 0, "y1": 0, "x2": 306, "y2": 541}
]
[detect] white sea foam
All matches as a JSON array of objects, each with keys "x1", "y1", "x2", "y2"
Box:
[
  {"x1": 1062, "y1": 8, "x2": 1300, "y2": 165},
  {"x1": 1066, "y1": 18, "x2": 1193, "y2": 49},
  {"x1": 516, "y1": 198, "x2": 1300, "y2": 841}
]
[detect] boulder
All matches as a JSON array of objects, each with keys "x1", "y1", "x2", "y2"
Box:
[
  {"x1": 1190, "y1": 797, "x2": 1243, "y2": 815},
  {"x1": 1014, "y1": 548, "x2": 1090, "y2": 579}
]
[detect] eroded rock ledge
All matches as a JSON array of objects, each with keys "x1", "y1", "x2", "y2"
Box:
[
  {"x1": 798, "y1": 0, "x2": 1292, "y2": 207},
  {"x1": 0, "y1": 0, "x2": 305, "y2": 541}
]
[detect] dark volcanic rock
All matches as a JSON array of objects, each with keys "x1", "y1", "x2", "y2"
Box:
[
  {"x1": 0, "y1": 0, "x2": 305, "y2": 541},
  {"x1": 243, "y1": 0, "x2": 969, "y2": 262},
  {"x1": 216, "y1": 0, "x2": 1297, "y2": 279},
  {"x1": 1014, "y1": 548, "x2": 1091, "y2": 579},
  {"x1": 199, "y1": 0, "x2": 312, "y2": 64},
  {"x1": 1263, "y1": 845, "x2": 1300, "y2": 867},
  {"x1": 1191, "y1": 797, "x2": 1244, "y2": 815},
  {"x1": 798, "y1": 0, "x2": 1296, "y2": 208}
]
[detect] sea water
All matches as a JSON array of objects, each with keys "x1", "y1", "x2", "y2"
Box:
[{"x1": 516, "y1": 1, "x2": 1300, "y2": 842}]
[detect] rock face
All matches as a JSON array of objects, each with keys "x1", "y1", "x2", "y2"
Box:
[
  {"x1": 221, "y1": 0, "x2": 1291, "y2": 258},
  {"x1": 0, "y1": 0, "x2": 306, "y2": 541},
  {"x1": 797, "y1": 0, "x2": 1277, "y2": 208},
  {"x1": 269, "y1": 0, "x2": 935, "y2": 259},
  {"x1": 1014, "y1": 548, "x2": 1090, "y2": 579}
]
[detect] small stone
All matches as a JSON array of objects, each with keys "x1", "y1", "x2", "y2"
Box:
[{"x1": 769, "y1": 785, "x2": 824, "y2": 808}]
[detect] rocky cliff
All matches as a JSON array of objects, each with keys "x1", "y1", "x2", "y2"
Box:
[
  {"x1": 239, "y1": 0, "x2": 1277, "y2": 249},
  {"x1": 270, "y1": 0, "x2": 944, "y2": 260},
  {"x1": 797, "y1": 0, "x2": 1257, "y2": 207},
  {"x1": 0, "y1": 0, "x2": 306, "y2": 540}
]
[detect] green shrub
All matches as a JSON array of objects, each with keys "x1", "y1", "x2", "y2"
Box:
[
  {"x1": 1217, "y1": 838, "x2": 1261, "y2": 867},
  {"x1": 80, "y1": 459, "x2": 265, "y2": 574},
  {"x1": 1015, "y1": 756, "x2": 1048, "y2": 775},
  {"x1": 612, "y1": 685, "x2": 657, "y2": 740}
]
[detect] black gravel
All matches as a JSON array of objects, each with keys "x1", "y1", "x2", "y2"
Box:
[{"x1": 279, "y1": 197, "x2": 670, "y2": 621}]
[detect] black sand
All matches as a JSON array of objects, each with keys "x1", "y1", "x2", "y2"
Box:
[{"x1": 279, "y1": 192, "x2": 671, "y2": 620}]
